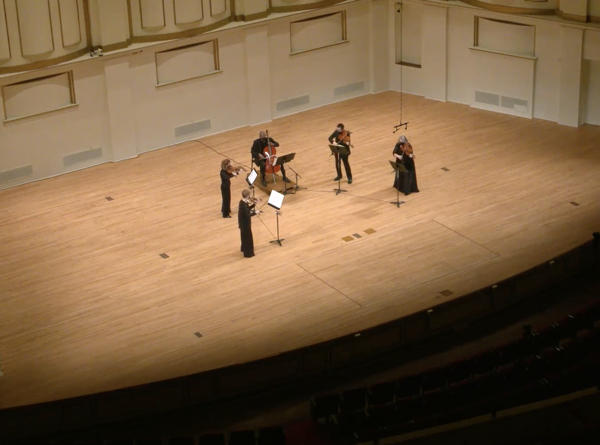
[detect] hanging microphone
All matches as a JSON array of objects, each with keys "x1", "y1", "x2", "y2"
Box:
[{"x1": 393, "y1": 122, "x2": 409, "y2": 133}]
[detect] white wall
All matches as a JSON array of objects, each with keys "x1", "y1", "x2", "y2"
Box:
[
  {"x1": 0, "y1": 61, "x2": 113, "y2": 184},
  {"x1": 0, "y1": 1, "x2": 374, "y2": 189},
  {"x1": 392, "y1": 0, "x2": 595, "y2": 126}
]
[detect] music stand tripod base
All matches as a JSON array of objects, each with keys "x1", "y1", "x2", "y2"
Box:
[
  {"x1": 389, "y1": 160, "x2": 407, "y2": 208},
  {"x1": 329, "y1": 144, "x2": 349, "y2": 195}
]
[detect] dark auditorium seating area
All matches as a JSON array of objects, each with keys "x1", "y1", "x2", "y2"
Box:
[{"x1": 309, "y1": 299, "x2": 600, "y2": 443}]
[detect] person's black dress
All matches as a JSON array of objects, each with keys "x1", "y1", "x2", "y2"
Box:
[
  {"x1": 393, "y1": 149, "x2": 419, "y2": 195},
  {"x1": 220, "y1": 169, "x2": 234, "y2": 218},
  {"x1": 238, "y1": 199, "x2": 254, "y2": 258}
]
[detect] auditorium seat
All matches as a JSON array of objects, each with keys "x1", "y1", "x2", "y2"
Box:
[
  {"x1": 309, "y1": 393, "x2": 339, "y2": 421},
  {"x1": 168, "y1": 436, "x2": 195, "y2": 445},
  {"x1": 197, "y1": 433, "x2": 226, "y2": 445},
  {"x1": 229, "y1": 430, "x2": 256, "y2": 445},
  {"x1": 367, "y1": 381, "x2": 396, "y2": 406},
  {"x1": 136, "y1": 439, "x2": 163, "y2": 445},
  {"x1": 257, "y1": 426, "x2": 285, "y2": 445},
  {"x1": 339, "y1": 387, "x2": 367, "y2": 413},
  {"x1": 395, "y1": 374, "x2": 421, "y2": 398}
]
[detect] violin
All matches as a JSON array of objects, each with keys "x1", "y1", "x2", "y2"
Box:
[
  {"x1": 227, "y1": 164, "x2": 246, "y2": 175},
  {"x1": 263, "y1": 130, "x2": 280, "y2": 174},
  {"x1": 337, "y1": 129, "x2": 354, "y2": 148}
]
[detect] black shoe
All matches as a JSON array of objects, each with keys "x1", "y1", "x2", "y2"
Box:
[
  {"x1": 348, "y1": 179, "x2": 353, "y2": 184},
  {"x1": 283, "y1": 177, "x2": 291, "y2": 183},
  {"x1": 333, "y1": 176, "x2": 341, "y2": 181},
  {"x1": 261, "y1": 180, "x2": 267, "y2": 187},
  {"x1": 223, "y1": 215, "x2": 232, "y2": 218}
]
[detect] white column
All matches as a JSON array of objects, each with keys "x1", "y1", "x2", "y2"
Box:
[
  {"x1": 558, "y1": 26, "x2": 584, "y2": 127},
  {"x1": 421, "y1": 4, "x2": 447, "y2": 101},
  {"x1": 245, "y1": 26, "x2": 272, "y2": 125},
  {"x1": 370, "y1": 0, "x2": 390, "y2": 93},
  {"x1": 104, "y1": 57, "x2": 138, "y2": 161}
]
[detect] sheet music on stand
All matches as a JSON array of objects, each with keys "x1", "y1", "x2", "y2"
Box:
[
  {"x1": 246, "y1": 169, "x2": 258, "y2": 187},
  {"x1": 268, "y1": 190, "x2": 284, "y2": 210}
]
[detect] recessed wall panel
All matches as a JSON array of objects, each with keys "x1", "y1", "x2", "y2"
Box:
[
  {"x1": 209, "y1": 0, "x2": 226, "y2": 16},
  {"x1": 3, "y1": 72, "x2": 75, "y2": 120},
  {"x1": 477, "y1": 18, "x2": 535, "y2": 56},
  {"x1": 156, "y1": 40, "x2": 218, "y2": 85},
  {"x1": 0, "y1": 0, "x2": 10, "y2": 59},
  {"x1": 16, "y1": 0, "x2": 54, "y2": 56},
  {"x1": 174, "y1": 0, "x2": 203, "y2": 24},
  {"x1": 58, "y1": 0, "x2": 81, "y2": 47},
  {"x1": 140, "y1": 0, "x2": 165, "y2": 28},
  {"x1": 290, "y1": 12, "x2": 345, "y2": 54}
]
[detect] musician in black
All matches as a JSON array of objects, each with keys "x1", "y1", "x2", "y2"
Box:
[
  {"x1": 238, "y1": 189, "x2": 255, "y2": 258},
  {"x1": 328, "y1": 123, "x2": 353, "y2": 184},
  {"x1": 220, "y1": 159, "x2": 236, "y2": 218},
  {"x1": 394, "y1": 141, "x2": 419, "y2": 196},
  {"x1": 251, "y1": 131, "x2": 290, "y2": 187}
]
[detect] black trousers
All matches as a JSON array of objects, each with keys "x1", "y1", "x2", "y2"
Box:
[
  {"x1": 334, "y1": 153, "x2": 352, "y2": 179},
  {"x1": 255, "y1": 158, "x2": 286, "y2": 181},
  {"x1": 221, "y1": 184, "x2": 231, "y2": 217}
]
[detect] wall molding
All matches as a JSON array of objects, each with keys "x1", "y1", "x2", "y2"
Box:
[
  {"x1": 459, "y1": 0, "x2": 555, "y2": 15},
  {"x1": 268, "y1": 0, "x2": 347, "y2": 14}
]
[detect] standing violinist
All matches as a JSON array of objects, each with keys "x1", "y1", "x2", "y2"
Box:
[
  {"x1": 251, "y1": 131, "x2": 290, "y2": 187},
  {"x1": 328, "y1": 123, "x2": 353, "y2": 184},
  {"x1": 239, "y1": 189, "x2": 256, "y2": 258},
  {"x1": 220, "y1": 159, "x2": 243, "y2": 218}
]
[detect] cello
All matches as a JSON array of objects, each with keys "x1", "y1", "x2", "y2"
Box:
[{"x1": 263, "y1": 130, "x2": 280, "y2": 183}]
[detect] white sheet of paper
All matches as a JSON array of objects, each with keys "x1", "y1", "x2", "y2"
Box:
[
  {"x1": 246, "y1": 169, "x2": 257, "y2": 186},
  {"x1": 268, "y1": 190, "x2": 285, "y2": 210}
]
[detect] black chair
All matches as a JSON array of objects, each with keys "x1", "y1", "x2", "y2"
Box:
[
  {"x1": 447, "y1": 359, "x2": 472, "y2": 385},
  {"x1": 137, "y1": 439, "x2": 163, "y2": 445},
  {"x1": 106, "y1": 440, "x2": 134, "y2": 445},
  {"x1": 229, "y1": 430, "x2": 256, "y2": 445},
  {"x1": 470, "y1": 350, "x2": 497, "y2": 375},
  {"x1": 169, "y1": 437, "x2": 195, "y2": 445},
  {"x1": 340, "y1": 387, "x2": 367, "y2": 413},
  {"x1": 310, "y1": 393, "x2": 339, "y2": 421},
  {"x1": 395, "y1": 375, "x2": 421, "y2": 398},
  {"x1": 421, "y1": 367, "x2": 448, "y2": 392},
  {"x1": 367, "y1": 381, "x2": 396, "y2": 406},
  {"x1": 258, "y1": 426, "x2": 285, "y2": 445},
  {"x1": 334, "y1": 410, "x2": 370, "y2": 434},
  {"x1": 368, "y1": 404, "x2": 399, "y2": 429},
  {"x1": 198, "y1": 433, "x2": 225, "y2": 445}
]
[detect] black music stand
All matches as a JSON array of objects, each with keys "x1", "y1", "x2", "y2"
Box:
[
  {"x1": 275, "y1": 153, "x2": 296, "y2": 194},
  {"x1": 329, "y1": 144, "x2": 349, "y2": 195},
  {"x1": 246, "y1": 168, "x2": 258, "y2": 200},
  {"x1": 267, "y1": 190, "x2": 285, "y2": 246},
  {"x1": 389, "y1": 160, "x2": 407, "y2": 208}
]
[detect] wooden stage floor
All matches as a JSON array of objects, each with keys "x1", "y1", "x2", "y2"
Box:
[{"x1": 1, "y1": 92, "x2": 599, "y2": 409}]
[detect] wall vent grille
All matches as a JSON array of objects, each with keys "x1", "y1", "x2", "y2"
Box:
[
  {"x1": 334, "y1": 81, "x2": 365, "y2": 96},
  {"x1": 63, "y1": 148, "x2": 103, "y2": 166},
  {"x1": 276, "y1": 94, "x2": 309, "y2": 111},
  {"x1": 175, "y1": 119, "x2": 211, "y2": 137},
  {"x1": 0, "y1": 165, "x2": 33, "y2": 183}
]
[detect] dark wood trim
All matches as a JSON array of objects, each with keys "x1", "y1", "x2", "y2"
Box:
[
  {"x1": 102, "y1": 41, "x2": 131, "y2": 52},
  {"x1": 82, "y1": 0, "x2": 93, "y2": 49},
  {"x1": 561, "y1": 12, "x2": 588, "y2": 23},
  {"x1": 234, "y1": 11, "x2": 269, "y2": 22},
  {"x1": 268, "y1": 0, "x2": 346, "y2": 14},
  {"x1": 398, "y1": 61, "x2": 421, "y2": 69},
  {"x1": 590, "y1": 15, "x2": 600, "y2": 24},
  {"x1": 460, "y1": 0, "x2": 555, "y2": 15},
  {"x1": 0, "y1": 47, "x2": 89, "y2": 74}
]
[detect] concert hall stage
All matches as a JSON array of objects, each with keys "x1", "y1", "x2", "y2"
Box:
[{"x1": 1, "y1": 91, "x2": 599, "y2": 410}]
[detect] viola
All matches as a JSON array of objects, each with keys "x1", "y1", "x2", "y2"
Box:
[
  {"x1": 337, "y1": 130, "x2": 353, "y2": 148},
  {"x1": 263, "y1": 130, "x2": 280, "y2": 174}
]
